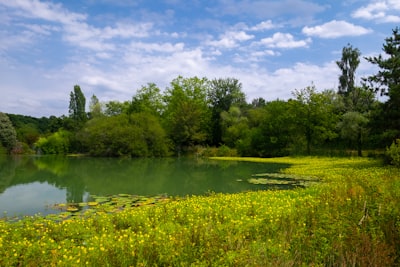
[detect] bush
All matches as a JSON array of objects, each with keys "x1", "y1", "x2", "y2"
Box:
[
  {"x1": 34, "y1": 130, "x2": 71, "y2": 154},
  {"x1": 196, "y1": 145, "x2": 238, "y2": 157},
  {"x1": 386, "y1": 139, "x2": 400, "y2": 166},
  {"x1": 81, "y1": 113, "x2": 170, "y2": 157}
]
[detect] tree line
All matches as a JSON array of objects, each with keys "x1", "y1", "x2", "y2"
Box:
[{"x1": 1, "y1": 27, "x2": 400, "y2": 160}]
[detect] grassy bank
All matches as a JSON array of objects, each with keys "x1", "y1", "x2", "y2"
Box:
[{"x1": 1, "y1": 157, "x2": 399, "y2": 266}]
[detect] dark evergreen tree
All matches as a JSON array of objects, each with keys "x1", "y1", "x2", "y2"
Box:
[{"x1": 364, "y1": 27, "x2": 400, "y2": 141}]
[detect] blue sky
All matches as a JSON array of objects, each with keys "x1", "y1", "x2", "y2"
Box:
[{"x1": 1, "y1": 0, "x2": 399, "y2": 117}]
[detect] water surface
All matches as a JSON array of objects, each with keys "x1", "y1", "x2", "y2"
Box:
[{"x1": 0, "y1": 155, "x2": 290, "y2": 216}]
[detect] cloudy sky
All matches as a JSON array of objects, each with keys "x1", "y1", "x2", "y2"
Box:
[{"x1": 1, "y1": 0, "x2": 399, "y2": 117}]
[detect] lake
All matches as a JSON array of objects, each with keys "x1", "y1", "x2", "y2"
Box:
[{"x1": 0, "y1": 155, "x2": 291, "y2": 217}]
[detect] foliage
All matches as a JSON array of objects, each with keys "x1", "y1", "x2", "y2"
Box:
[
  {"x1": 1, "y1": 157, "x2": 399, "y2": 266},
  {"x1": 104, "y1": 100, "x2": 130, "y2": 116},
  {"x1": 69, "y1": 85, "x2": 87, "y2": 124},
  {"x1": 220, "y1": 106, "x2": 249, "y2": 149},
  {"x1": 81, "y1": 113, "x2": 170, "y2": 157},
  {"x1": 0, "y1": 112, "x2": 17, "y2": 153},
  {"x1": 250, "y1": 100, "x2": 293, "y2": 157},
  {"x1": 195, "y1": 145, "x2": 238, "y2": 157},
  {"x1": 291, "y1": 86, "x2": 339, "y2": 155},
  {"x1": 338, "y1": 111, "x2": 369, "y2": 156},
  {"x1": 364, "y1": 27, "x2": 400, "y2": 139},
  {"x1": 208, "y1": 77, "x2": 247, "y2": 146},
  {"x1": 130, "y1": 83, "x2": 164, "y2": 116},
  {"x1": 386, "y1": 139, "x2": 400, "y2": 166},
  {"x1": 336, "y1": 43, "x2": 361, "y2": 96},
  {"x1": 7, "y1": 114, "x2": 62, "y2": 134},
  {"x1": 34, "y1": 130, "x2": 72, "y2": 154},
  {"x1": 364, "y1": 27, "x2": 400, "y2": 98},
  {"x1": 88, "y1": 94, "x2": 103, "y2": 119},
  {"x1": 163, "y1": 76, "x2": 211, "y2": 153}
]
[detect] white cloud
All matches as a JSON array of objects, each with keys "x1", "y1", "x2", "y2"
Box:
[
  {"x1": 0, "y1": 0, "x2": 154, "y2": 53},
  {"x1": 0, "y1": 0, "x2": 86, "y2": 24},
  {"x1": 249, "y1": 20, "x2": 276, "y2": 31},
  {"x1": 259, "y1": 32, "x2": 311, "y2": 48},
  {"x1": 128, "y1": 42, "x2": 185, "y2": 53},
  {"x1": 207, "y1": 30, "x2": 254, "y2": 48},
  {"x1": 352, "y1": 0, "x2": 400, "y2": 23},
  {"x1": 102, "y1": 22, "x2": 153, "y2": 39},
  {"x1": 302, "y1": 20, "x2": 372, "y2": 38},
  {"x1": 0, "y1": 0, "x2": 390, "y2": 117},
  {"x1": 20, "y1": 23, "x2": 60, "y2": 35}
]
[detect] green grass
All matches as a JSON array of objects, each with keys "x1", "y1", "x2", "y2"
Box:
[{"x1": 0, "y1": 156, "x2": 399, "y2": 266}]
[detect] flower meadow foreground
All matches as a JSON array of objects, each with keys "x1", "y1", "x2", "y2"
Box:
[{"x1": 0, "y1": 157, "x2": 399, "y2": 266}]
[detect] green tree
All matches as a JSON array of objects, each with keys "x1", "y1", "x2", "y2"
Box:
[
  {"x1": 338, "y1": 111, "x2": 369, "y2": 156},
  {"x1": 337, "y1": 86, "x2": 376, "y2": 156},
  {"x1": 364, "y1": 27, "x2": 400, "y2": 140},
  {"x1": 336, "y1": 44, "x2": 361, "y2": 96},
  {"x1": 88, "y1": 94, "x2": 103, "y2": 119},
  {"x1": 291, "y1": 86, "x2": 339, "y2": 155},
  {"x1": 335, "y1": 44, "x2": 377, "y2": 155},
  {"x1": 0, "y1": 112, "x2": 17, "y2": 153},
  {"x1": 220, "y1": 106, "x2": 249, "y2": 149},
  {"x1": 104, "y1": 101, "x2": 130, "y2": 116},
  {"x1": 34, "y1": 130, "x2": 71, "y2": 154},
  {"x1": 163, "y1": 76, "x2": 211, "y2": 154},
  {"x1": 130, "y1": 83, "x2": 164, "y2": 116},
  {"x1": 16, "y1": 123, "x2": 40, "y2": 147},
  {"x1": 81, "y1": 113, "x2": 169, "y2": 157},
  {"x1": 208, "y1": 78, "x2": 246, "y2": 146},
  {"x1": 251, "y1": 97, "x2": 266, "y2": 108},
  {"x1": 69, "y1": 85, "x2": 87, "y2": 127},
  {"x1": 255, "y1": 100, "x2": 293, "y2": 157}
]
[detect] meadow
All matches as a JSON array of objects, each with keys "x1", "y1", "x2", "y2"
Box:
[{"x1": 0, "y1": 157, "x2": 399, "y2": 266}]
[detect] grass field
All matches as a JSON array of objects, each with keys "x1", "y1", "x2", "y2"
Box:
[{"x1": 0, "y1": 156, "x2": 399, "y2": 266}]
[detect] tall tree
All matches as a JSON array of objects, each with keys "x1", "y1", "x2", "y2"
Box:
[
  {"x1": 256, "y1": 100, "x2": 293, "y2": 157},
  {"x1": 69, "y1": 85, "x2": 87, "y2": 124},
  {"x1": 220, "y1": 106, "x2": 249, "y2": 148},
  {"x1": 291, "y1": 86, "x2": 339, "y2": 155},
  {"x1": 337, "y1": 86, "x2": 376, "y2": 156},
  {"x1": 104, "y1": 101, "x2": 130, "y2": 116},
  {"x1": 130, "y1": 83, "x2": 164, "y2": 116},
  {"x1": 338, "y1": 111, "x2": 369, "y2": 156},
  {"x1": 336, "y1": 44, "x2": 361, "y2": 96},
  {"x1": 208, "y1": 78, "x2": 246, "y2": 145},
  {"x1": 364, "y1": 27, "x2": 400, "y2": 140},
  {"x1": 163, "y1": 76, "x2": 211, "y2": 154},
  {"x1": 88, "y1": 94, "x2": 102, "y2": 119},
  {"x1": 0, "y1": 112, "x2": 17, "y2": 153}
]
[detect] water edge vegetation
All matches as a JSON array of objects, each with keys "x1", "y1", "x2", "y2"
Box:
[{"x1": 0, "y1": 156, "x2": 399, "y2": 266}]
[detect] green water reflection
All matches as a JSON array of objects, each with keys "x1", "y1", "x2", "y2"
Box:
[{"x1": 0, "y1": 155, "x2": 290, "y2": 216}]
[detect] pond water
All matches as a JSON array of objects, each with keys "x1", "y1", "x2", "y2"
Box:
[{"x1": 0, "y1": 155, "x2": 291, "y2": 217}]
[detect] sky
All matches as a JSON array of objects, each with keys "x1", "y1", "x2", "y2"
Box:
[{"x1": 1, "y1": 0, "x2": 399, "y2": 117}]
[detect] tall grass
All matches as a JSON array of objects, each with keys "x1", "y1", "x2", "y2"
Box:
[{"x1": 0, "y1": 157, "x2": 398, "y2": 266}]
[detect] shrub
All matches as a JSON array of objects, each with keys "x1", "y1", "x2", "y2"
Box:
[
  {"x1": 386, "y1": 139, "x2": 400, "y2": 166},
  {"x1": 34, "y1": 130, "x2": 71, "y2": 154}
]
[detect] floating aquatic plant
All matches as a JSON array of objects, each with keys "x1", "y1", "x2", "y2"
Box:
[{"x1": 47, "y1": 194, "x2": 170, "y2": 221}]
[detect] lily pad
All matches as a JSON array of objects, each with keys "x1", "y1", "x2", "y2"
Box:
[
  {"x1": 66, "y1": 206, "x2": 79, "y2": 212},
  {"x1": 46, "y1": 193, "x2": 171, "y2": 221}
]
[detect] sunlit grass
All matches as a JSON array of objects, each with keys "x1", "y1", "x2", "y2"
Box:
[{"x1": 0, "y1": 156, "x2": 398, "y2": 266}]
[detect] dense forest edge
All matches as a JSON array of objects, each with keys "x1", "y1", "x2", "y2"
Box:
[{"x1": 1, "y1": 27, "x2": 400, "y2": 165}]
